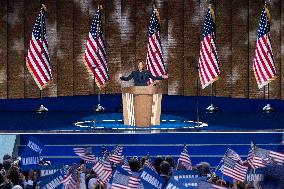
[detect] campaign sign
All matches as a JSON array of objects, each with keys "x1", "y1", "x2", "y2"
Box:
[
  {"x1": 172, "y1": 170, "x2": 200, "y2": 188},
  {"x1": 39, "y1": 164, "x2": 64, "y2": 177},
  {"x1": 246, "y1": 168, "x2": 264, "y2": 186},
  {"x1": 164, "y1": 178, "x2": 187, "y2": 189},
  {"x1": 39, "y1": 170, "x2": 64, "y2": 189},
  {"x1": 20, "y1": 149, "x2": 40, "y2": 170},
  {"x1": 140, "y1": 167, "x2": 165, "y2": 189},
  {"x1": 26, "y1": 136, "x2": 44, "y2": 154}
]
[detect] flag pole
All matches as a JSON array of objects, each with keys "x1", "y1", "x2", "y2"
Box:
[
  {"x1": 206, "y1": 0, "x2": 217, "y2": 113},
  {"x1": 195, "y1": 64, "x2": 200, "y2": 126},
  {"x1": 206, "y1": 83, "x2": 217, "y2": 113},
  {"x1": 93, "y1": 2, "x2": 105, "y2": 112},
  {"x1": 37, "y1": 2, "x2": 48, "y2": 113},
  {"x1": 262, "y1": 1, "x2": 273, "y2": 113}
]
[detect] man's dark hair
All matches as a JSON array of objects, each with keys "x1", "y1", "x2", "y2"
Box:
[
  {"x1": 154, "y1": 156, "x2": 163, "y2": 174},
  {"x1": 80, "y1": 159, "x2": 85, "y2": 165},
  {"x1": 140, "y1": 156, "x2": 147, "y2": 167},
  {"x1": 8, "y1": 165, "x2": 20, "y2": 185},
  {"x1": 160, "y1": 161, "x2": 170, "y2": 176},
  {"x1": 165, "y1": 156, "x2": 174, "y2": 168},
  {"x1": 3, "y1": 159, "x2": 12, "y2": 171},
  {"x1": 3, "y1": 154, "x2": 12, "y2": 161},
  {"x1": 128, "y1": 157, "x2": 140, "y2": 172},
  {"x1": 196, "y1": 162, "x2": 211, "y2": 176}
]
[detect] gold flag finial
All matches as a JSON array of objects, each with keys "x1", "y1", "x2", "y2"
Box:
[
  {"x1": 41, "y1": 4, "x2": 47, "y2": 12},
  {"x1": 264, "y1": 3, "x2": 270, "y2": 21},
  {"x1": 153, "y1": 2, "x2": 160, "y2": 22},
  {"x1": 209, "y1": 3, "x2": 215, "y2": 22}
]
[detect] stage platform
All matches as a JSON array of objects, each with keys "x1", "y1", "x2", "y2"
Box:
[
  {"x1": 1, "y1": 111, "x2": 284, "y2": 132},
  {"x1": 0, "y1": 94, "x2": 284, "y2": 132}
]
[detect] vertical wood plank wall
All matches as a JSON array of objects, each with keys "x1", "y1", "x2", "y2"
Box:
[{"x1": 0, "y1": 0, "x2": 284, "y2": 99}]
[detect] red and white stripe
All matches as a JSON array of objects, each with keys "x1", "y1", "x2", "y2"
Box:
[
  {"x1": 26, "y1": 11, "x2": 52, "y2": 90},
  {"x1": 93, "y1": 160, "x2": 112, "y2": 184},
  {"x1": 146, "y1": 7, "x2": 166, "y2": 84},
  {"x1": 146, "y1": 32, "x2": 166, "y2": 81},
  {"x1": 198, "y1": 35, "x2": 220, "y2": 89},
  {"x1": 223, "y1": 162, "x2": 248, "y2": 182},
  {"x1": 73, "y1": 147, "x2": 97, "y2": 162},
  {"x1": 111, "y1": 176, "x2": 140, "y2": 189},
  {"x1": 253, "y1": 6, "x2": 277, "y2": 88},
  {"x1": 253, "y1": 34, "x2": 276, "y2": 88},
  {"x1": 198, "y1": 6, "x2": 220, "y2": 89},
  {"x1": 84, "y1": 34, "x2": 109, "y2": 87},
  {"x1": 109, "y1": 146, "x2": 123, "y2": 164}
]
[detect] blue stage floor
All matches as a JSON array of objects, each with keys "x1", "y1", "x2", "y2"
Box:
[
  {"x1": 0, "y1": 111, "x2": 283, "y2": 132},
  {"x1": 0, "y1": 94, "x2": 284, "y2": 132}
]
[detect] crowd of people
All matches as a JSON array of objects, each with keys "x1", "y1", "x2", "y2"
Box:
[{"x1": 0, "y1": 151, "x2": 283, "y2": 189}]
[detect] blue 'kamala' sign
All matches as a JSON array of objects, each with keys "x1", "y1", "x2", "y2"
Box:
[{"x1": 140, "y1": 167, "x2": 165, "y2": 189}]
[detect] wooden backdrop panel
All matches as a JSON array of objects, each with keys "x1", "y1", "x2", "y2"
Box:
[
  {"x1": 215, "y1": 0, "x2": 232, "y2": 97},
  {"x1": 248, "y1": 1, "x2": 263, "y2": 99},
  {"x1": 0, "y1": 0, "x2": 283, "y2": 99},
  {"x1": 44, "y1": 0, "x2": 57, "y2": 97},
  {"x1": 7, "y1": 0, "x2": 25, "y2": 99},
  {"x1": 167, "y1": 0, "x2": 184, "y2": 95},
  {"x1": 24, "y1": 0, "x2": 40, "y2": 98},
  {"x1": 183, "y1": 0, "x2": 201, "y2": 96},
  {"x1": 56, "y1": 0, "x2": 74, "y2": 96},
  {"x1": 231, "y1": 0, "x2": 249, "y2": 98},
  {"x1": 281, "y1": 0, "x2": 284, "y2": 99},
  {"x1": 73, "y1": 0, "x2": 92, "y2": 95},
  {"x1": 104, "y1": 0, "x2": 121, "y2": 94},
  {"x1": 268, "y1": 0, "x2": 281, "y2": 99},
  {"x1": 0, "y1": 0, "x2": 8, "y2": 99},
  {"x1": 121, "y1": 0, "x2": 136, "y2": 87}
]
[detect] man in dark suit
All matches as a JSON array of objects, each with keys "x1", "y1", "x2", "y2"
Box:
[{"x1": 120, "y1": 61, "x2": 168, "y2": 86}]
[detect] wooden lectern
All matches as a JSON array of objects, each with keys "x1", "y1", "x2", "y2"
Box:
[{"x1": 122, "y1": 86, "x2": 162, "y2": 127}]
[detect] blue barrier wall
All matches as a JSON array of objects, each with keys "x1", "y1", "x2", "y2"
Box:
[
  {"x1": 18, "y1": 133, "x2": 284, "y2": 166},
  {"x1": 1, "y1": 94, "x2": 284, "y2": 112}
]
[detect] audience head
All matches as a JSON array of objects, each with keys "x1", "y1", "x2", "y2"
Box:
[
  {"x1": 3, "y1": 159, "x2": 12, "y2": 171},
  {"x1": 165, "y1": 156, "x2": 174, "y2": 168},
  {"x1": 154, "y1": 156, "x2": 163, "y2": 174},
  {"x1": 128, "y1": 157, "x2": 140, "y2": 172},
  {"x1": 196, "y1": 162, "x2": 211, "y2": 176},
  {"x1": 160, "y1": 161, "x2": 171, "y2": 176}
]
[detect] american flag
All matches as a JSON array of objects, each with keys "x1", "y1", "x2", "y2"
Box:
[
  {"x1": 247, "y1": 145, "x2": 284, "y2": 169},
  {"x1": 177, "y1": 146, "x2": 192, "y2": 170},
  {"x1": 198, "y1": 3, "x2": 220, "y2": 89},
  {"x1": 226, "y1": 149, "x2": 243, "y2": 164},
  {"x1": 73, "y1": 147, "x2": 97, "y2": 162},
  {"x1": 61, "y1": 166, "x2": 77, "y2": 188},
  {"x1": 146, "y1": 4, "x2": 167, "y2": 83},
  {"x1": 93, "y1": 156, "x2": 112, "y2": 185},
  {"x1": 122, "y1": 158, "x2": 132, "y2": 175},
  {"x1": 111, "y1": 170, "x2": 140, "y2": 189},
  {"x1": 253, "y1": 5, "x2": 277, "y2": 89},
  {"x1": 26, "y1": 8, "x2": 52, "y2": 90},
  {"x1": 221, "y1": 156, "x2": 248, "y2": 183},
  {"x1": 109, "y1": 146, "x2": 123, "y2": 165},
  {"x1": 84, "y1": 8, "x2": 109, "y2": 88}
]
